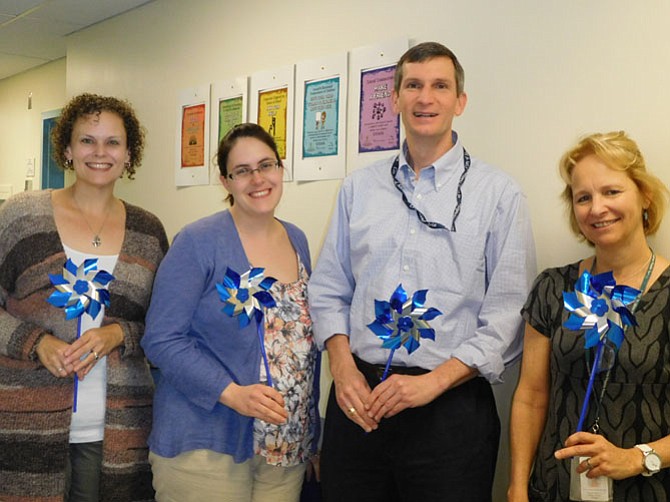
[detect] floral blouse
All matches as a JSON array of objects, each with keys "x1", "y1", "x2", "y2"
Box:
[{"x1": 253, "y1": 256, "x2": 318, "y2": 466}]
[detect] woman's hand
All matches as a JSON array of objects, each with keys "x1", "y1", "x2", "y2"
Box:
[
  {"x1": 555, "y1": 432, "x2": 643, "y2": 480},
  {"x1": 219, "y1": 382, "x2": 288, "y2": 425},
  {"x1": 63, "y1": 324, "x2": 124, "y2": 380},
  {"x1": 36, "y1": 334, "x2": 75, "y2": 377}
]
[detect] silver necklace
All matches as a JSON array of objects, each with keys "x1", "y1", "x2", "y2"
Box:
[{"x1": 72, "y1": 196, "x2": 113, "y2": 248}]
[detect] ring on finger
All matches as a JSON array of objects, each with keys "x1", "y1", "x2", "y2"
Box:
[
  {"x1": 57, "y1": 367, "x2": 65, "y2": 372},
  {"x1": 348, "y1": 407, "x2": 357, "y2": 415},
  {"x1": 585, "y1": 458, "x2": 593, "y2": 470},
  {"x1": 92, "y1": 351, "x2": 99, "y2": 361}
]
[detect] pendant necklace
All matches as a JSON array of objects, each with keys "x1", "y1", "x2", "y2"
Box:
[{"x1": 72, "y1": 196, "x2": 113, "y2": 248}]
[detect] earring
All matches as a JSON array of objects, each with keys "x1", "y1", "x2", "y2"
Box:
[
  {"x1": 65, "y1": 159, "x2": 72, "y2": 168},
  {"x1": 124, "y1": 161, "x2": 131, "y2": 168},
  {"x1": 643, "y1": 209, "x2": 649, "y2": 225}
]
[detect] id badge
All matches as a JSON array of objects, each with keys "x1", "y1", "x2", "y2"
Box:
[{"x1": 569, "y1": 457, "x2": 613, "y2": 501}]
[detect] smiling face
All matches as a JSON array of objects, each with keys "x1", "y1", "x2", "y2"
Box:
[
  {"x1": 65, "y1": 111, "x2": 130, "y2": 187},
  {"x1": 392, "y1": 56, "x2": 467, "y2": 148},
  {"x1": 570, "y1": 154, "x2": 649, "y2": 249},
  {"x1": 221, "y1": 136, "x2": 283, "y2": 219}
]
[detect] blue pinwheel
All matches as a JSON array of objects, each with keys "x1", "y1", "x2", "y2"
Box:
[
  {"x1": 367, "y1": 284, "x2": 442, "y2": 381},
  {"x1": 562, "y1": 270, "x2": 640, "y2": 431},
  {"x1": 47, "y1": 258, "x2": 115, "y2": 412},
  {"x1": 216, "y1": 267, "x2": 277, "y2": 386}
]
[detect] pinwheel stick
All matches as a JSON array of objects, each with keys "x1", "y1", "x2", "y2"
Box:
[
  {"x1": 72, "y1": 317, "x2": 82, "y2": 412},
  {"x1": 381, "y1": 348, "x2": 396, "y2": 382},
  {"x1": 257, "y1": 322, "x2": 274, "y2": 388},
  {"x1": 576, "y1": 340, "x2": 605, "y2": 432}
]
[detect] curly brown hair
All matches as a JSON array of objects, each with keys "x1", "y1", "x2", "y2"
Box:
[{"x1": 51, "y1": 93, "x2": 145, "y2": 179}]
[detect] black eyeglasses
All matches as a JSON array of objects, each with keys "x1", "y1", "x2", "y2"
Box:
[
  {"x1": 227, "y1": 160, "x2": 282, "y2": 181},
  {"x1": 391, "y1": 148, "x2": 471, "y2": 232}
]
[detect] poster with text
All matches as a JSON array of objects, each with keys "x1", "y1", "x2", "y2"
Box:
[
  {"x1": 218, "y1": 96, "x2": 243, "y2": 144},
  {"x1": 181, "y1": 104, "x2": 206, "y2": 168},
  {"x1": 302, "y1": 77, "x2": 339, "y2": 158},
  {"x1": 257, "y1": 87, "x2": 288, "y2": 159},
  {"x1": 359, "y1": 65, "x2": 399, "y2": 153}
]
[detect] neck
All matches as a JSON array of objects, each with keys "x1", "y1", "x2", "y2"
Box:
[
  {"x1": 406, "y1": 133, "x2": 454, "y2": 175},
  {"x1": 68, "y1": 183, "x2": 116, "y2": 213},
  {"x1": 229, "y1": 206, "x2": 277, "y2": 236},
  {"x1": 593, "y1": 240, "x2": 653, "y2": 281}
]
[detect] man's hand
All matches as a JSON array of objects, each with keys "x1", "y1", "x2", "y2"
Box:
[{"x1": 367, "y1": 372, "x2": 443, "y2": 421}]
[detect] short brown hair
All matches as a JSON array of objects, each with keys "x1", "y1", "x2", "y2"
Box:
[
  {"x1": 51, "y1": 93, "x2": 145, "y2": 179},
  {"x1": 394, "y1": 42, "x2": 465, "y2": 95}
]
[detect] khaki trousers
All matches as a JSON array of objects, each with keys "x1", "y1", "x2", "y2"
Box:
[{"x1": 150, "y1": 450, "x2": 306, "y2": 502}]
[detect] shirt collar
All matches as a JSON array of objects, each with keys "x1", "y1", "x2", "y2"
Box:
[{"x1": 398, "y1": 131, "x2": 464, "y2": 191}]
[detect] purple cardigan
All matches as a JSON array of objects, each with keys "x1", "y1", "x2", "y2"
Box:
[{"x1": 142, "y1": 210, "x2": 319, "y2": 462}]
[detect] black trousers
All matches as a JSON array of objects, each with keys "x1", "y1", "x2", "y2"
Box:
[{"x1": 321, "y1": 356, "x2": 500, "y2": 502}]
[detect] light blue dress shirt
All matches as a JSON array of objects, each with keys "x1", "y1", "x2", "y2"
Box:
[{"x1": 308, "y1": 134, "x2": 537, "y2": 383}]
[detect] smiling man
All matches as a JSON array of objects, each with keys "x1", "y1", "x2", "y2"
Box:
[{"x1": 308, "y1": 42, "x2": 537, "y2": 501}]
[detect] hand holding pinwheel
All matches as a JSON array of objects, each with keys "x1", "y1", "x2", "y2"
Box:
[
  {"x1": 217, "y1": 267, "x2": 277, "y2": 387},
  {"x1": 46, "y1": 258, "x2": 114, "y2": 412},
  {"x1": 367, "y1": 284, "x2": 442, "y2": 381},
  {"x1": 562, "y1": 270, "x2": 640, "y2": 432}
]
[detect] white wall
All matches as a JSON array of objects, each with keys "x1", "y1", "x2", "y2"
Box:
[
  {"x1": 0, "y1": 58, "x2": 66, "y2": 196},
  {"x1": 3, "y1": 0, "x2": 670, "y2": 499}
]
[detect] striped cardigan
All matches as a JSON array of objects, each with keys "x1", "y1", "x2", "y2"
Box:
[{"x1": 0, "y1": 190, "x2": 168, "y2": 501}]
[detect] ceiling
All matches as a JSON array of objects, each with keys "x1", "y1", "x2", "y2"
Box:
[{"x1": 0, "y1": 0, "x2": 153, "y2": 81}]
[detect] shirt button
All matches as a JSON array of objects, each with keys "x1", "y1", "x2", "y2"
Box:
[
  {"x1": 416, "y1": 194, "x2": 423, "y2": 200},
  {"x1": 403, "y1": 265, "x2": 409, "y2": 271},
  {"x1": 436, "y1": 183, "x2": 442, "y2": 188},
  {"x1": 409, "y1": 228, "x2": 416, "y2": 235}
]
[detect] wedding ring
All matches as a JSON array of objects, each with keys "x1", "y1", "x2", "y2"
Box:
[
  {"x1": 57, "y1": 367, "x2": 64, "y2": 372},
  {"x1": 348, "y1": 407, "x2": 357, "y2": 415},
  {"x1": 585, "y1": 458, "x2": 593, "y2": 470},
  {"x1": 92, "y1": 351, "x2": 99, "y2": 361}
]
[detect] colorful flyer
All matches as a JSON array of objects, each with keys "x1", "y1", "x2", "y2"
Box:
[
  {"x1": 181, "y1": 103, "x2": 206, "y2": 168},
  {"x1": 257, "y1": 87, "x2": 288, "y2": 159},
  {"x1": 359, "y1": 65, "x2": 399, "y2": 153},
  {"x1": 302, "y1": 77, "x2": 339, "y2": 158},
  {"x1": 218, "y1": 96, "x2": 243, "y2": 144}
]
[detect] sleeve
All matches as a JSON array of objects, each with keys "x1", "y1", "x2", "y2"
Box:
[
  {"x1": 521, "y1": 268, "x2": 565, "y2": 338},
  {"x1": 0, "y1": 196, "x2": 52, "y2": 361},
  {"x1": 141, "y1": 227, "x2": 235, "y2": 412},
  {"x1": 451, "y1": 183, "x2": 537, "y2": 383},
  {"x1": 307, "y1": 178, "x2": 356, "y2": 349}
]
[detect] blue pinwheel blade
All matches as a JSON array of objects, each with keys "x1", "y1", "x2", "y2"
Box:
[
  {"x1": 418, "y1": 328, "x2": 435, "y2": 340},
  {"x1": 404, "y1": 336, "x2": 420, "y2": 354},
  {"x1": 590, "y1": 271, "x2": 615, "y2": 295},
  {"x1": 419, "y1": 307, "x2": 442, "y2": 321},
  {"x1": 249, "y1": 268, "x2": 264, "y2": 280},
  {"x1": 412, "y1": 289, "x2": 428, "y2": 308},
  {"x1": 367, "y1": 320, "x2": 392, "y2": 339},
  {"x1": 216, "y1": 283, "x2": 231, "y2": 301},
  {"x1": 93, "y1": 270, "x2": 115, "y2": 286},
  {"x1": 223, "y1": 268, "x2": 241, "y2": 289},
  {"x1": 87, "y1": 301, "x2": 102, "y2": 320},
  {"x1": 611, "y1": 285, "x2": 641, "y2": 306},
  {"x1": 382, "y1": 336, "x2": 403, "y2": 350},
  {"x1": 254, "y1": 291, "x2": 276, "y2": 309},
  {"x1": 64, "y1": 259, "x2": 79, "y2": 276},
  {"x1": 48, "y1": 274, "x2": 68, "y2": 286},
  {"x1": 47, "y1": 290, "x2": 71, "y2": 308},
  {"x1": 390, "y1": 284, "x2": 408, "y2": 310},
  {"x1": 614, "y1": 306, "x2": 638, "y2": 327},
  {"x1": 584, "y1": 328, "x2": 601, "y2": 349},
  {"x1": 259, "y1": 277, "x2": 277, "y2": 290}
]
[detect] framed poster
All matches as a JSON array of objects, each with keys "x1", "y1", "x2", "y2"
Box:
[
  {"x1": 210, "y1": 77, "x2": 247, "y2": 184},
  {"x1": 175, "y1": 85, "x2": 210, "y2": 187},
  {"x1": 249, "y1": 66, "x2": 294, "y2": 181},
  {"x1": 294, "y1": 52, "x2": 347, "y2": 181},
  {"x1": 347, "y1": 38, "x2": 408, "y2": 173}
]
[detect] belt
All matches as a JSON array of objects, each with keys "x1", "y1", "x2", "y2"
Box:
[{"x1": 353, "y1": 354, "x2": 429, "y2": 383}]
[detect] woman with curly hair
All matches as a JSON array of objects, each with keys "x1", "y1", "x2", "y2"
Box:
[{"x1": 0, "y1": 93, "x2": 168, "y2": 501}]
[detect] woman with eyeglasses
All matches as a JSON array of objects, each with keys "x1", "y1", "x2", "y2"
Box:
[{"x1": 142, "y1": 123, "x2": 320, "y2": 501}]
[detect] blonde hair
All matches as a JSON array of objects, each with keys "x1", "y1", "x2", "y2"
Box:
[{"x1": 559, "y1": 131, "x2": 668, "y2": 242}]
